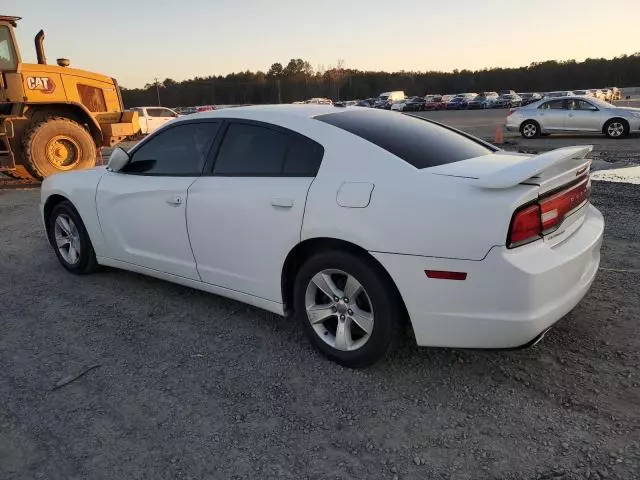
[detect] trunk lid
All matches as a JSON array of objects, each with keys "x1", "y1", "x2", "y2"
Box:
[{"x1": 429, "y1": 146, "x2": 593, "y2": 247}]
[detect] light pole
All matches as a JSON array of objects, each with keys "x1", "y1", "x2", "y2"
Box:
[{"x1": 154, "y1": 77, "x2": 161, "y2": 106}]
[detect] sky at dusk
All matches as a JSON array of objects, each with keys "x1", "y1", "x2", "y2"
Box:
[{"x1": 12, "y1": 0, "x2": 640, "y2": 88}]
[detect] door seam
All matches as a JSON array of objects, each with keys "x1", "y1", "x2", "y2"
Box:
[{"x1": 185, "y1": 177, "x2": 204, "y2": 281}]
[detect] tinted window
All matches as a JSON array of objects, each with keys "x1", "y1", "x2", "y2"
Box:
[
  {"x1": 147, "y1": 108, "x2": 173, "y2": 117},
  {"x1": 283, "y1": 136, "x2": 324, "y2": 176},
  {"x1": 214, "y1": 124, "x2": 289, "y2": 175},
  {"x1": 539, "y1": 100, "x2": 565, "y2": 110},
  {"x1": 213, "y1": 123, "x2": 324, "y2": 177},
  {"x1": 316, "y1": 109, "x2": 495, "y2": 169},
  {"x1": 577, "y1": 100, "x2": 597, "y2": 110},
  {"x1": 125, "y1": 122, "x2": 219, "y2": 175}
]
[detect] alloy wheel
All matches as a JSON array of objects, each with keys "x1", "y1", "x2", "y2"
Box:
[
  {"x1": 607, "y1": 122, "x2": 624, "y2": 138},
  {"x1": 54, "y1": 213, "x2": 81, "y2": 264},
  {"x1": 305, "y1": 269, "x2": 374, "y2": 352},
  {"x1": 522, "y1": 123, "x2": 537, "y2": 137}
]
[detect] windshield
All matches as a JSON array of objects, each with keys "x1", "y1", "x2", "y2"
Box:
[
  {"x1": 0, "y1": 26, "x2": 18, "y2": 70},
  {"x1": 587, "y1": 97, "x2": 614, "y2": 108}
]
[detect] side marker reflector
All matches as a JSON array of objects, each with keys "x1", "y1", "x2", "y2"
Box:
[{"x1": 425, "y1": 270, "x2": 467, "y2": 281}]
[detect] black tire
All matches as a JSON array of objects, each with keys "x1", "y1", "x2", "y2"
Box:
[
  {"x1": 293, "y1": 250, "x2": 403, "y2": 368},
  {"x1": 603, "y1": 118, "x2": 629, "y2": 139},
  {"x1": 520, "y1": 120, "x2": 540, "y2": 138},
  {"x1": 48, "y1": 200, "x2": 99, "y2": 274},
  {"x1": 23, "y1": 117, "x2": 97, "y2": 180}
]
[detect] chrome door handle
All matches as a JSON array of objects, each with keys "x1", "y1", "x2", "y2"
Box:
[
  {"x1": 271, "y1": 198, "x2": 294, "y2": 208},
  {"x1": 166, "y1": 195, "x2": 183, "y2": 206}
]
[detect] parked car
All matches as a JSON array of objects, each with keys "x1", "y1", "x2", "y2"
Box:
[
  {"x1": 374, "y1": 91, "x2": 406, "y2": 109},
  {"x1": 445, "y1": 96, "x2": 469, "y2": 110},
  {"x1": 607, "y1": 87, "x2": 621, "y2": 101},
  {"x1": 506, "y1": 96, "x2": 640, "y2": 138},
  {"x1": 467, "y1": 92, "x2": 499, "y2": 109},
  {"x1": 391, "y1": 96, "x2": 426, "y2": 112},
  {"x1": 356, "y1": 100, "x2": 373, "y2": 107},
  {"x1": 598, "y1": 89, "x2": 614, "y2": 102},
  {"x1": 589, "y1": 89, "x2": 606, "y2": 100},
  {"x1": 446, "y1": 93, "x2": 477, "y2": 110},
  {"x1": 544, "y1": 91, "x2": 575, "y2": 98},
  {"x1": 306, "y1": 98, "x2": 333, "y2": 105},
  {"x1": 196, "y1": 105, "x2": 217, "y2": 112},
  {"x1": 41, "y1": 105, "x2": 604, "y2": 367},
  {"x1": 499, "y1": 90, "x2": 517, "y2": 96},
  {"x1": 130, "y1": 106, "x2": 180, "y2": 135},
  {"x1": 572, "y1": 90, "x2": 593, "y2": 97},
  {"x1": 424, "y1": 95, "x2": 443, "y2": 110},
  {"x1": 493, "y1": 94, "x2": 522, "y2": 108},
  {"x1": 519, "y1": 93, "x2": 542, "y2": 106}
]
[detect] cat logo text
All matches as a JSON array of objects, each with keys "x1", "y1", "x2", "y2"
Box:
[{"x1": 26, "y1": 77, "x2": 56, "y2": 94}]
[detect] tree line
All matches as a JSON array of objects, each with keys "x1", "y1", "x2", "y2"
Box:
[{"x1": 121, "y1": 54, "x2": 640, "y2": 108}]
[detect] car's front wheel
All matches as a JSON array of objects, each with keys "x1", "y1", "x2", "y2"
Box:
[
  {"x1": 604, "y1": 118, "x2": 629, "y2": 139},
  {"x1": 48, "y1": 200, "x2": 99, "y2": 274},
  {"x1": 520, "y1": 120, "x2": 540, "y2": 138},
  {"x1": 294, "y1": 250, "x2": 403, "y2": 367}
]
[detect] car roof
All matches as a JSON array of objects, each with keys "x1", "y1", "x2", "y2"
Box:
[{"x1": 185, "y1": 104, "x2": 344, "y2": 121}]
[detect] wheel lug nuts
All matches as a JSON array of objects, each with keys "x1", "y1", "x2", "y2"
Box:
[
  {"x1": 339, "y1": 315, "x2": 345, "y2": 321},
  {"x1": 331, "y1": 306, "x2": 337, "y2": 312},
  {"x1": 344, "y1": 297, "x2": 349, "y2": 303},
  {"x1": 333, "y1": 296, "x2": 339, "y2": 302},
  {"x1": 348, "y1": 309, "x2": 353, "y2": 316}
]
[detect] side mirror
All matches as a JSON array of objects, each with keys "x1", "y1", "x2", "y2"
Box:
[{"x1": 107, "y1": 147, "x2": 130, "y2": 172}]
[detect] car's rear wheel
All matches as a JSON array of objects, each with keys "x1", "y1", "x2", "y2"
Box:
[
  {"x1": 293, "y1": 250, "x2": 403, "y2": 368},
  {"x1": 48, "y1": 200, "x2": 99, "y2": 274},
  {"x1": 520, "y1": 120, "x2": 540, "y2": 138},
  {"x1": 604, "y1": 119, "x2": 629, "y2": 139}
]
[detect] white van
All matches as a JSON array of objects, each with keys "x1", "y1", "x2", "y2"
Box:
[{"x1": 374, "y1": 91, "x2": 406, "y2": 109}]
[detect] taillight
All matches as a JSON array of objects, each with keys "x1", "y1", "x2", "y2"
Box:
[
  {"x1": 508, "y1": 204, "x2": 542, "y2": 247},
  {"x1": 539, "y1": 177, "x2": 590, "y2": 233},
  {"x1": 507, "y1": 176, "x2": 590, "y2": 248}
]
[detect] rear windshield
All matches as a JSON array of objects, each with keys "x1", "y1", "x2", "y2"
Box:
[{"x1": 315, "y1": 109, "x2": 495, "y2": 169}]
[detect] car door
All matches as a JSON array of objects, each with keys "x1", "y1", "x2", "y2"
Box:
[
  {"x1": 187, "y1": 120, "x2": 324, "y2": 302},
  {"x1": 566, "y1": 99, "x2": 601, "y2": 132},
  {"x1": 145, "y1": 107, "x2": 177, "y2": 133},
  {"x1": 96, "y1": 121, "x2": 221, "y2": 279},
  {"x1": 536, "y1": 99, "x2": 567, "y2": 130}
]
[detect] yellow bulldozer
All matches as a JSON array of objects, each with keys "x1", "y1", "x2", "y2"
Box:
[{"x1": 0, "y1": 15, "x2": 139, "y2": 180}]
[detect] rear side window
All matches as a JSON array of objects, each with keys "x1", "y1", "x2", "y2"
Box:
[
  {"x1": 213, "y1": 123, "x2": 324, "y2": 177},
  {"x1": 316, "y1": 109, "x2": 494, "y2": 169}
]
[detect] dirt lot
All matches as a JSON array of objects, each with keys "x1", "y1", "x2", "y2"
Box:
[{"x1": 0, "y1": 180, "x2": 639, "y2": 479}]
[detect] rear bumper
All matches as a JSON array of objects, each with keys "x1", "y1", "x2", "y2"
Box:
[{"x1": 371, "y1": 205, "x2": 604, "y2": 348}]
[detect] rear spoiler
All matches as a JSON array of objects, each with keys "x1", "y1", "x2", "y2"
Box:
[{"x1": 476, "y1": 145, "x2": 593, "y2": 189}]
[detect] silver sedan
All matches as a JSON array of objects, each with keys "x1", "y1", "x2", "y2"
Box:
[{"x1": 506, "y1": 96, "x2": 640, "y2": 139}]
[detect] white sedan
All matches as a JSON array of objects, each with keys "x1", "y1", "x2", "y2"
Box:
[{"x1": 41, "y1": 105, "x2": 604, "y2": 367}]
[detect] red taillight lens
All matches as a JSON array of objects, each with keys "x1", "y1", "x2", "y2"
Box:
[
  {"x1": 508, "y1": 176, "x2": 591, "y2": 248},
  {"x1": 509, "y1": 204, "x2": 542, "y2": 247},
  {"x1": 539, "y1": 178, "x2": 590, "y2": 232}
]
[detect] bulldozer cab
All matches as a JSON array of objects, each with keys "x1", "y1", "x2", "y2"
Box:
[
  {"x1": 0, "y1": 16, "x2": 21, "y2": 109},
  {"x1": 0, "y1": 16, "x2": 19, "y2": 69}
]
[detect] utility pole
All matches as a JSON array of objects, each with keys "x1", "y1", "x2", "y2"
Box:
[
  {"x1": 154, "y1": 77, "x2": 161, "y2": 106},
  {"x1": 277, "y1": 79, "x2": 282, "y2": 104}
]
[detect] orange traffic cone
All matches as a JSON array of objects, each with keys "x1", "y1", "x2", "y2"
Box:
[{"x1": 494, "y1": 125, "x2": 504, "y2": 144}]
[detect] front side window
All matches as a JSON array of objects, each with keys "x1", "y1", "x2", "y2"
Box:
[
  {"x1": 539, "y1": 100, "x2": 565, "y2": 110},
  {"x1": 0, "y1": 26, "x2": 18, "y2": 70},
  {"x1": 213, "y1": 123, "x2": 324, "y2": 177},
  {"x1": 123, "y1": 122, "x2": 219, "y2": 175}
]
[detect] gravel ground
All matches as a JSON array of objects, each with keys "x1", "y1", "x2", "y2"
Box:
[{"x1": 0, "y1": 181, "x2": 639, "y2": 480}]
